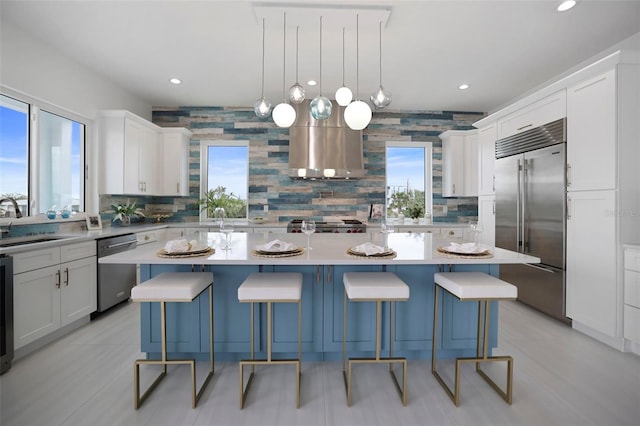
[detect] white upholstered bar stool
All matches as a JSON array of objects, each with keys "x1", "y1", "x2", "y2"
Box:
[
  {"x1": 130, "y1": 272, "x2": 214, "y2": 409},
  {"x1": 432, "y1": 271, "x2": 517, "y2": 406},
  {"x1": 342, "y1": 272, "x2": 410, "y2": 406},
  {"x1": 237, "y1": 272, "x2": 303, "y2": 409}
]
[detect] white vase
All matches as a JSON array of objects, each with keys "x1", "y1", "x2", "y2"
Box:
[{"x1": 120, "y1": 216, "x2": 131, "y2": 226}]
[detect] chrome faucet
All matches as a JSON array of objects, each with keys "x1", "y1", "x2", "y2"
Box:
[{"x1": 0, "y1": 197, "x2": 23, "y2": 218}]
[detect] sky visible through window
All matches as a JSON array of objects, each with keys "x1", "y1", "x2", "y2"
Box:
[
  {"x1": 0, "y1": 104, "x2": 28, "y2": 197},
  {"x1": 387, "y1": 146, "x2": 425, "y2": 195},
  {"x1": 207, "y1": 145, "x2": 248, "y2": 200}
]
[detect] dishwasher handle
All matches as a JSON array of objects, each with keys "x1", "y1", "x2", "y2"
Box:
[{"x1": 104, "y1": 241, "x2": 136, "y2": 250}]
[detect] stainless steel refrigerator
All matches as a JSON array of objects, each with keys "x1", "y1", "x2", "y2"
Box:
[{"x1": 494, "y1": 118, "x2": 570, "y2": 323}]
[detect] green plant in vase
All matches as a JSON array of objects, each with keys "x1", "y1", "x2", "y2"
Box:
[
  {"x1": 107, "y1": 199, "x2": 145, "y2": 226},
  {"x1": 406, "y1": 203, "x2": 424, "y2": 223}
]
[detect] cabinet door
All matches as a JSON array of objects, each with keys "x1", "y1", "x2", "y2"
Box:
[
  {"x1": 60, "y1": 256, "x2": 97, "y2": 327},
  {"x1": 463, "y1": 131, "x2": 479, "y2": 197},
  {"x1": 477, "y1": 124, "x2": 496, "y2": 195},
  {"x1": 478, "y1": 195, "x2": 496, "y2": 247},
  {"x1": 566, "y1": 190, "x2": 618, "y2": 337},
  {"x1": 497, "y1": 90, "x2": 566, "y2": 139},
  {"x1": 567, "y1": 69, "x2": 617, "y2": 191},
  {"x1": 123, "y1": 118, "x2": 143, "y2": 194},
  {"x1": 13, "y1": 265, "x2": 61, "y2": 349},
  {"x1": 160, "y1": 131, "x2": 190, "y2": 196},
  {"x1": 441, "y1": 133, "x2": 464, "y2": 197},
  {"x1": 140, "y1": 125, "x2": 158, "y2": 194}
]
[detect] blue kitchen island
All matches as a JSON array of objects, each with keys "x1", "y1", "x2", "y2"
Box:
[{"x1": 99, "y1": 231, "x2": 539, "y2": 361}]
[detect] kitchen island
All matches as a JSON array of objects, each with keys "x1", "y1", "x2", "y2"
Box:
[{"x1": 100, "y1": 231, "x2": 539, "y2": 361}]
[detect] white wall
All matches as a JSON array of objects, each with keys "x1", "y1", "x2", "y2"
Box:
[{"x1": 0, "y1": 21, "x2": 151, "y2": 120}]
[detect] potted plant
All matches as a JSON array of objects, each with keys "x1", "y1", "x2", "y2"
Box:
[
  {"x1": 406, "y1": 203, "x2": 424, "y2": 224},
  {"x1": 107, "y1": 199, "x2": 145, "y2": 226}
]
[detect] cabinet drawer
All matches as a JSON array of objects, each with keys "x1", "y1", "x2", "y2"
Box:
[
  {"x1": 14, "y1": 248, "x2": 61, "y2": 274},
  {"x1": 441, "y1": 228, "x2": 463, "y2": 239},
  {"x1": 60, "y1": 241, "x2": 97, "y2": 263},
  {"x1": 497, "y1": 90, "x2": 566, "y2": 139},
  {"x1": 137, "y1": 230, "x2": 161, "y2": 245},
  {"x1": 623, "y1": 305, "x2": 640, "y2": 343},
  {"x1": 624, "y1": 270, "x2": 640, "y2": 308},
  {"x1": 624, "y1": 249, "x2": 640, "y2": 273}
]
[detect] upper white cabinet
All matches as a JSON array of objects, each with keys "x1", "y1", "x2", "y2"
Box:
[
  {"x1": 496, "y1": 90, "x2": 566, "y2": 140},
  {"x1": 439, "y1": 129, "x2": 478, "y2": 197},
  {"x1": 477, "y1": 124, "x2": 496, "y2": 196},
  {"x1": 566, "y1": 69, "x2": 617, "y2": 192},
  {"x1": 98, "y1": 110, "x2": 191, "y2": 196},
  {"x1": 159, "y1": 128, "x2": 192, "y2": 196}
]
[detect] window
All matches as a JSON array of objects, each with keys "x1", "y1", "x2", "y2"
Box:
[
  {"x1": 385, "y1": 141, "x2": 432, "y2": 220},
  {"x1": 199, "y1": 141, "x2": 249, "y2": 220},
  {"x1": 0, "y1": 92, "x2": 87, "y2": 217}
]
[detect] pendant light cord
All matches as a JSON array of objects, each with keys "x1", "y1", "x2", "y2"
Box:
[
  {"x1": 356, "y1": 14, "x2": 360, "y2": 99},
  {"x1": 341, "y1": 27, "x2": 346, "y2": 86},
  {"x1": 282, "y1": 12, "x2": 287, "y2": 102},
  {"x1": 319, "y1": 16, "x2": 323, "y2": 95},
  {"x1": 378, "y1": 21, "x2": 383, "y2": 86},
  {"x1": 261, "y1": 18, "x2": 266, "y2": 97},
  {"x1": 295, "y1": 26, "x2": 299, "y2": 83}
]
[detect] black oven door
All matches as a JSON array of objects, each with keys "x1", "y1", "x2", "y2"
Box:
[{"x1": 1, "y1": 254, "x2": 14, "y2": 374}]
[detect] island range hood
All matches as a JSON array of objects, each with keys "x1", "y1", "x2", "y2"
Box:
[{"x1": 288, "y1": 100, "x2": 364, "y2": 179}]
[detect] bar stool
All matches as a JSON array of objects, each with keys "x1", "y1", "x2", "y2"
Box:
[
  {"x1": 432, "y1": 271, "x2": 517, "y2": 406},
  {"x1": 342, "y1": 272, "x2": 410, "y2": 406},
  {"x1": 130, "y1": 271, "x2": 214, "y2": 409},
  {"x1": 237, "y1": 272, "x2": 303, "y2": 409}
]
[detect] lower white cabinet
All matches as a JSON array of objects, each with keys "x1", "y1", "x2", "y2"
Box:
[
  {"x1": 566, "y1": 190, "x2": 619, "y2": 339},
  {"x1": 623, "y1": 247, "x2": 640, "y2": 350},
  {"x1": 13, "y1": 242, "x2": 97, "y2": 349}
]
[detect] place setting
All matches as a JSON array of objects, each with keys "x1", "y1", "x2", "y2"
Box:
[
  {"x1": 156, "y1": 238, "x2": 215, "y2": 258},
  {"x1": 435, "y1": 242, "x2": 493, "y2": 259},
  {"x1": 251, "y1": 239, "x2": 304, "y2": 258},
  {"x1": 346, "y1": 222, "x2": 397, "y2": 258}
]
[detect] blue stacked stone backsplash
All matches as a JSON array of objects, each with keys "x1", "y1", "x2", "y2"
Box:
[{"x1": 99, "y1": 107, "x2": 483, "y2": 225}]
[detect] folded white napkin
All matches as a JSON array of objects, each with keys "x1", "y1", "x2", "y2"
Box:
[
  {"x1": 164, "y1": 239, "x2": 191, "y2": 253},
  {"x1": 446, "y1": 242, "x2": 483, "y2": 253},
  {"x1": 352, "y1": 242, "x2": 386, "y2": 255},
  {"x1": 255, "y1": 239, "x2": 295, "y2": 252}
]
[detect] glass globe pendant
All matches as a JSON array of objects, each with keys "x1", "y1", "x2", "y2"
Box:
[
  {"x1": 335, "y1": 27, "x2": 353, "y2": 107},
  {"x1": 254, "y1": 18, "x2": 272, "y2": 118},
  {"x1": 273, "y1": 12, "x2": 296, "y2": 128},
  {"x1": 371, "y1": 21, "x2": 391, "y2": 109},
  {"x1": 344, "y1": 14, "x2": 371, "y2": 130},
  {"x1": 288, "y1": 26, "x2": 305, "y2": 104},
  {"x1": 310, "y1": 16, "x2": 332, "y2": 120}
]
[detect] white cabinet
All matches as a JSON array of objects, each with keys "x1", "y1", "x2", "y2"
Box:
[
  {"x1": 567, "y1": 69, "x2": 616, "y2": 191},
  {"x1": 439, "y1": 130, "x2": 478, "y2": 197},
  {"x1": 623, "y1": 247, "x2": 640, "y2": 352},
  {"x1": 497, "y1": 90, "x2": 566, "y2": 139},
  {"x1": 477, "y1": 195, "x2": 495, "y2": 247},
  {"x1": 98, "y1": 110, "x2": 159, "y2": 195},
  {"x1": 159, "y1": 128, "x2": 192, "y2": 196},
  {"x1": 13, "y1": 241, "x2": 97, "y2": 349},
  {"x1": 477, "y1": 124, "x2": 496, "y2": 196},
  {"x1": 566, "y1": 190, "x2": 619, "y2": 338},
  {"x1": 123, "y1": 118, "x2": 157, "y2": 194},
  {"x1": 135, "y1": 229, "x2": 164, "y2": 245}
]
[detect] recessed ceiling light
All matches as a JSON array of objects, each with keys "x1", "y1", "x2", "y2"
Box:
[
  {"x1": 169, "y1": 78, "x2": 182, "y2": 85},
  {"x1": 307, "y1": 80, "x2": 317, "y2": 86},
  {"x1": 458, "y1": 84, "x2": 469, "y2": 90},
  {"x1": 557, "y1": 1, "x2": 576, "y2": 12}
]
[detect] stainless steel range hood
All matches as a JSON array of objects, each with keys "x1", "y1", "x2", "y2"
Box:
[{"x1": 288, "y1": 100, "x2": 364, "y2": 179}]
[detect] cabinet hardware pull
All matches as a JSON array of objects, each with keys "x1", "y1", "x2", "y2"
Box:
[
  {"x1": 517, "y1": 123, "x2": 533, "y2": 131},
  {"x1": 177, "y1": 182, "x2": 180, "y2": 193},
  {"x1": 492, "y1": 175, "x2": 496, "y2": 192},
  {"x1": 328, "y1": 265, "x2": 332, "y2": 284},
  {"x1": 567, "y1": 164, "x2": 572, "y2": 187},
  {"x1": 64, "y1": 267, "x2": 69, "y2": 286},
  {"x1": 567, "y1": 196, "x2": 572, "y2": 220},
  {"x1": 452, "y1": 183, "x2": 456, "y2": 194},
  {"x1": 55, "y1": 270, "x2": 61, "y2": 288},
  {"x1": 316, "y1": 266, "x2": 320, "y2": 284}
]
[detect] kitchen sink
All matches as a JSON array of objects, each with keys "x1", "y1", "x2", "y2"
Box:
[{"x1": 0, "y1": 235, "x2": 70, "y2": 248}]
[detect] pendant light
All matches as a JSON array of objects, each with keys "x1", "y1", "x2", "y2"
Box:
[
  {"x1": 288, "y1": 26, "x2": 305, "y2": 104},
  {"x1": 344, "y1": 14, "x2": 372, "y2": 130},
  {"x1": 254, "y1": 18, "x2": 272, "y2": 118},
  {"x1": 310, "y1": 16, "x2": 332, "y2": 120},
  {"x1": 370, "y1": 20, "x2": 391, "y2": 109},
  {"x1": 272, "y1": 12, "x2": 296, "y2": 128},
  {"x1": 335, "y1": 27, "x2": 353, "y2": 106}
]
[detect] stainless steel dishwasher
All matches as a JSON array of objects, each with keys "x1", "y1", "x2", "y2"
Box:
[{"x1": 96, "y1": 234, "x2": 137, "y2": 313}]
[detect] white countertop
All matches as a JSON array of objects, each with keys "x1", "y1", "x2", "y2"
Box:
[{"x1": 99, "y1": 231, "x2": 540, "y2": 266}]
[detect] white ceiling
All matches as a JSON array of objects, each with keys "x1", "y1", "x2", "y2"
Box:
[{"x1": 2, "y1": 0, "x2": 639, "y2": 114}]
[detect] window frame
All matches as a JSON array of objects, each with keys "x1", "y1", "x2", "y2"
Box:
[
  {"x1": 199, "y1": 139, "x2": 250, "y2": 221},
  {"x1": 385, "y1": 141, "x2": 433, "y2": 221},
  {"x1": 0, "y1": 88, "x2": 90, "y2": 218}
]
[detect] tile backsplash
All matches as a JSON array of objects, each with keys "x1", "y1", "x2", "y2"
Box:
[{"x1": 99, "y1": 107, "x2": 483, "y2": 225}]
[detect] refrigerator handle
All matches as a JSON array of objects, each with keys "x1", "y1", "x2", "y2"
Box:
[{"x1": 522, "y1": 158, "x2": 528, "y2": 253}]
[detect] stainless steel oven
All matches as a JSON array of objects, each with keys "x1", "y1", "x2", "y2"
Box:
[{"x1": 1, "y1": 254, "x2": 13, "y2": 374}]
